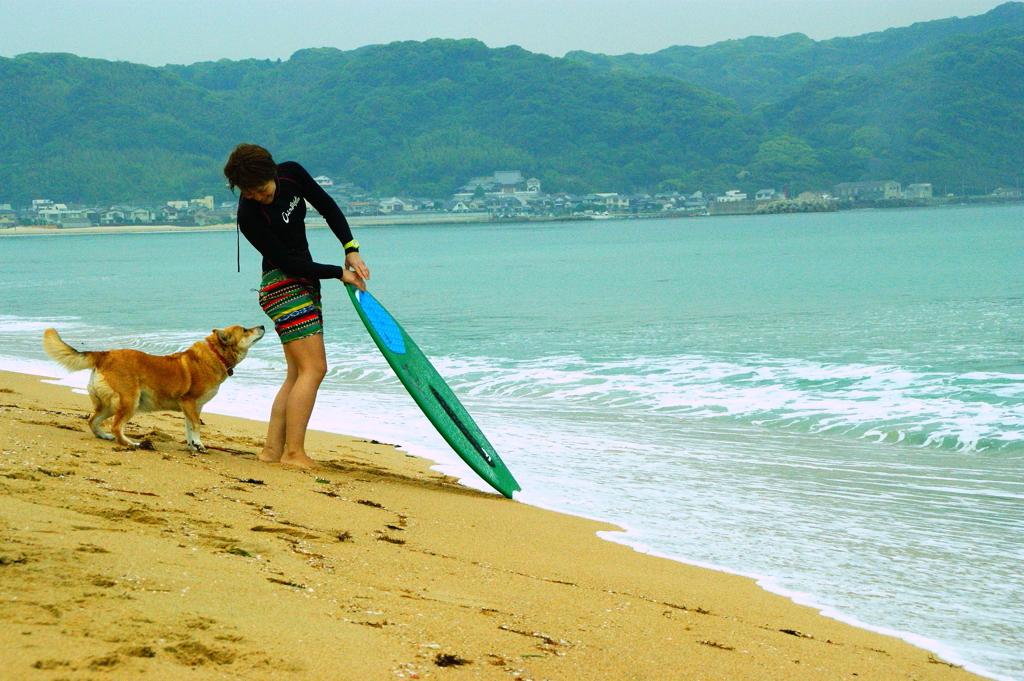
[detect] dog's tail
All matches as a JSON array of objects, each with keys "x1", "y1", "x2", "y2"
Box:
[{"x1": 42, "y1": 328, "x2": 98, "y2": 372}]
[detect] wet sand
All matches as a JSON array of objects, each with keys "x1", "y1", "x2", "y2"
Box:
[{"x1": 0, "y1": 369, "x2": 985, "y2": 680}]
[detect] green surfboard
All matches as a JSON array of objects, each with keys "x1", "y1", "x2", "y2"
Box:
[{"x1": 346, "y1": 284, "x2": 520, "y2": 498}]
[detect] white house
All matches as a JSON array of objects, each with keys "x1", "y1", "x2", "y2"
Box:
[
  {"x1": 595, "y1": 193, "x2": 630, "y2": 210},
  {"x1": 57, "y1": 211, "x2": 92, "y2": 229},
  {"x1": 37, "y1": 204, "x2": 70, "y2": 222},
  {"x1": 100, "y1": 207, "x2": 130, "y2": 224},
  {"x1": 904, "y1": 183, "x2": 933, "y2": 200},
  {"x1": 716, "y1": 190, "x2": 748, "y2": 202},
  {"x1": 131, "y1": 208, "x2": 155, "y2": 223},
  {"x1": 190, "y1": 196, "x2": 214, "y2": 211},
  {"x1": 378, "y1": 197, "x2": 409, "y2": 213}
]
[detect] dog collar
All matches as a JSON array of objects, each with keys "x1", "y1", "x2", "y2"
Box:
[{"x1": 207, "y1": 342, "x2": 234, "y2": 376}]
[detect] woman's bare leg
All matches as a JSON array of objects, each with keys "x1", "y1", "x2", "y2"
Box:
[
  {"x1": 258, "y1": 333, "x2": 328, "y2": 468},
  {"x1": 258, "y1": 363, "x2": 297, "y2": 462}
]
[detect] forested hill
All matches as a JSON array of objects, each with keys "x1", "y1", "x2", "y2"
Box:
[
  {"x1": 0, "y1": 41, "x2": 756, "y2": 204},
  {"x1": 566, "y1": 1, "x2": 1024, "y2": 112},
  {"x1": 760, "y1": 28, "x2": 1024, "y2": 193},
  {"x1": 167, "y1": 41, "x2": 760, "y2": 198},
  {"x1": 1, "y1": 3, "x2": 1023, "y2": 205}
]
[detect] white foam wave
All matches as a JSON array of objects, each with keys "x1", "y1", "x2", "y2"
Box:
[
  {"x1": 322, "y1": 349, "x2": 1024, "y2": 454},
  {"x1": 4, "y1": 322, "x2": 1023, "y2": 454},
  {"x1": 0, "y1": 355, "x2": 67, "y2": 380},
  {"x1": 0, "y1": 315, "x2": 84, "y2": 333}
]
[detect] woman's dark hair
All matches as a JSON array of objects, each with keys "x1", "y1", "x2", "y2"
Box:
[{"x1": 223, "y1": 143, "x2": 277, "y2": 193}]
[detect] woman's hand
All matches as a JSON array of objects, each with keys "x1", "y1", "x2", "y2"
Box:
[
  {"x1": 345, "y1": 252, "x2": 370, "y2": 281},
  {"x1": 340, "y1": 269, "x2": 366, "y2": 292}
]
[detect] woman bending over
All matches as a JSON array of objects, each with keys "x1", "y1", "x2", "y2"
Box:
[{"x1": 224, "y1": 143, "x2": 369, "y2": 468}]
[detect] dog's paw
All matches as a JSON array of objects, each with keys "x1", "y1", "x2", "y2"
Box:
[
  {"x1": 188, "y1": 441, "x2": 207, "y2": 453},
  {"x1": 94, "y1": 432, "x2": 115, "y2": 441}
]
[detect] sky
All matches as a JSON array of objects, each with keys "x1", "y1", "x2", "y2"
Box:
[{"x1": 0, "y1": 0, "x2": 1012, "y2": 65}]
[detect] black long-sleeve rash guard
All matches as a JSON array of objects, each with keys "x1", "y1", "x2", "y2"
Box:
[{"x1": 236, "y1": 161, "x2": 358, "y2": 280}]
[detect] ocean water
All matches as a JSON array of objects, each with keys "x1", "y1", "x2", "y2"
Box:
[{"x1": 1, "y1": 205, "x2": 1022, "y2": 679}]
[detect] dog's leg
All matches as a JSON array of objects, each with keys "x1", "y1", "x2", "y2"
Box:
[
  {"x1": 87, "y1": 376, "x2": 115, "y2": 441},
  {"x1": 110, "y1": 390, "x2": 140, "y2": 447},
  {"x1": 89, "y1": 402, "x2": 115, "y2": 441},
  {"x1": 181, "y1": 401, "x2": 206, "y2": 453}
]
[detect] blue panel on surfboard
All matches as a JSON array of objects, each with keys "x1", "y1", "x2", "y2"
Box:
[{"x1": 356, "y1": 290, "x2": 406, "y2": 354}]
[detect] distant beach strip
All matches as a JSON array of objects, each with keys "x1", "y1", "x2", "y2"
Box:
[{"x1": 0, "y1": 213, "x2": 496, "y2": 236}]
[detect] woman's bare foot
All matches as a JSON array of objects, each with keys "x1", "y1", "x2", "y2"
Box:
[
  {"x1": 279, "y1": 450, "x2": 318, "y2": 469},
  {"x1": 258, "y1": 448, "x2": 282, "y2": 463}
]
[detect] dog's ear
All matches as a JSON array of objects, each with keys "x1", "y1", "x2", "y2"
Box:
[{"x1": 216, "y1": 330, "x2": 234, "y2": 346}]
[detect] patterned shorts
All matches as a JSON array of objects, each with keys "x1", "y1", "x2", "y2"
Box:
[{"x1": 258, "y1": 269, "x2": 324, "y2": 344}]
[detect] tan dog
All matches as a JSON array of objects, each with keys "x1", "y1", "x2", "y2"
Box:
[{"x1": 43, "y1": 325, "x2": 265, "y2": 451}]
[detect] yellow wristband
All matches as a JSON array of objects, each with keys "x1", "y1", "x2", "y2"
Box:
[{"x1": 344, "y1": 240, "x2": 360, "y2": 251}]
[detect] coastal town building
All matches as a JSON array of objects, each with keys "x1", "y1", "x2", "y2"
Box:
[
  {"x1": 904, "y1": 183, "x2": 933, "y2": 200},
  {"x1": 61, "y1": 212, "x2": 94, "y2": 228},
  {"x1": 684, "y1": 192, "x2": 709, "y2": 210},
  {"x1": 833, "y1": 180, "x2": 902, "y2": 200},
  {"x1": 35, "y1": 203, "x2": 69, "y2": 220},
  {"x1": 131, "y1": 208, "x2": 155, "y2": 223},
  {"x1": 595, "y1": 193, "x2": 630, "y2": 210},
  {"x1": 190, "y1": 196, "x2": 214, "y2": 211},
  {"x1": 716, "y1": 189, "x2": 748, "y2": 202},
  {"x1": 378, "y1": 197, "x2": 413, "y2": 213}
]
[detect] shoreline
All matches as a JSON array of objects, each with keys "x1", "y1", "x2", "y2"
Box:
[
  {"x1": 0, "y1": 213, "x2": 590, "y2": 237},
  {"x1": 4, "y1": 200, "x2": 1022, "y2": 237},
  {"x1": 0, "y1": 222, "x2": 242, "y2": 236},
  {"x1": 0, "y1": 367, "x2": 994, "y2": 680}
]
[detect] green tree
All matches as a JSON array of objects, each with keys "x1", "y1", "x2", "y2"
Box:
[{"x1": 749, "y1": 134, "x2": 822, "y2": 189}]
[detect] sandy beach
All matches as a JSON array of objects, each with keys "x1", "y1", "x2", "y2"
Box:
[{"x1": 0, "y1": 369, "x2": 985, "y2": 680}]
